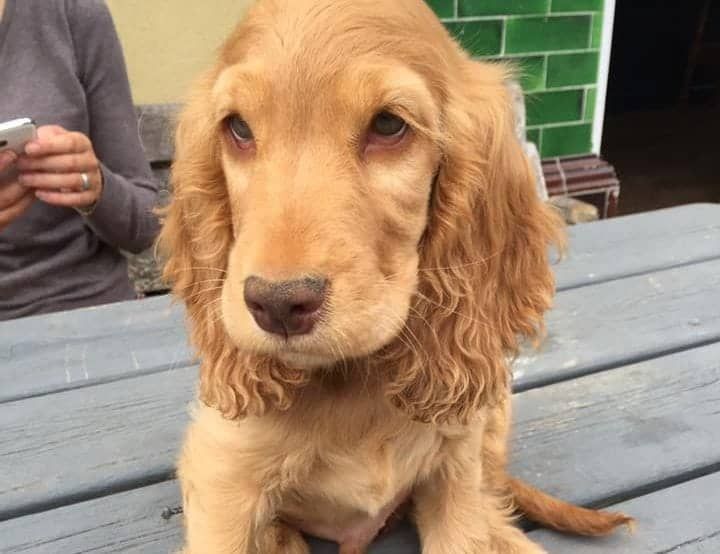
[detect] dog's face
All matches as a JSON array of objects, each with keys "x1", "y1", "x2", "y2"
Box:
[
  {"x1": 161, "y1": 0, "x2": 561, "y2": 421},
  {"x1": 211, "y1": 5, "x2": 445, "y2": 368}
]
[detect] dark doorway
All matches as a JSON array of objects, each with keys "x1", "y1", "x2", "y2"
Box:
[{"x1": 602, "y1": 0, "x2": 720, "y2": 215}]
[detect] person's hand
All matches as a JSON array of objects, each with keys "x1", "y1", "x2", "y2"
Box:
[
  {"x1": 17, "y1": 125, "x2": 103, "y2": 210},
  {"x1": 0, "y1": 151, "x2": 35, "y2": 232}
]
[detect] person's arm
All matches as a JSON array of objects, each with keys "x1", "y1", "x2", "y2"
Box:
[{"x1": 68, "y1": 0, "x2": 160, "y2": 253}]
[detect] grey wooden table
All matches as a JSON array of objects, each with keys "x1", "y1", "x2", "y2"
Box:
[{"x1": 1, "y1": 203, "x2": 719, "y2": 554}]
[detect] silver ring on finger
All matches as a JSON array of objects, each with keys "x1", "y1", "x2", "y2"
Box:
[{"x1": 80, "y1": 172, "x2": 91, "y2": 192}]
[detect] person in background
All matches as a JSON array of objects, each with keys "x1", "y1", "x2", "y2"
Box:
[{"x1": 0, "y1": 0, "x2": 160, "y2": 320}]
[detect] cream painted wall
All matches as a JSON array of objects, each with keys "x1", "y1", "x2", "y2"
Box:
[{"x1": 106, "y1": 0, "x2": 255, "y2": 104}]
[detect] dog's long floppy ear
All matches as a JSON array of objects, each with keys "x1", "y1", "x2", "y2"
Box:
[
  {"x1": 385, "y1": 61, "x2": 565, "y2": 425},
  {"x1": 157, "y1": 70, "x2": 307, "y2": 420}
]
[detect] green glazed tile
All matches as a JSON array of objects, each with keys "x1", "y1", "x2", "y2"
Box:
[
  {"x1": 444, "y1": 21, "x2": 503, "y2": 56},
  {"x1": 540, "y1": 123, "x2": 592, "y2": 157},
  {"x1": 591, "y1": 13, "x2": 603, "y2": 48},
  {"x1": 425, "y1": 0, "x2": 454, "y2": 19},
  {"x1": 525, "y1": 89, "x2": 584, "y2": 126},
  {"x1": 526, "y1": 127, "x2": 542, "y2": 148},
  {"x1": 505, "y1": 16, "x2": 591, "y2": 54},
  {"x1": 491, "y1": 56, "x2": 546, "y2": 91},
  {"x1": 458, "y1": 0, "x2": 549, "y2": 16},
  {"x1": 517, "y1": 56, "x2": 547, "y2": 91},
  {"x1": 485, "y1": 56, "x2": 545, "y2": 92},
  {"x1": 546, "y1": 52, "x2": 599, "y2": 87},
  {"x1": 585, "y1": 87, "x2": 597, "y2": 120},
  {"x1": 551, "y1": 0, "x2": 603, "y2": 12}
]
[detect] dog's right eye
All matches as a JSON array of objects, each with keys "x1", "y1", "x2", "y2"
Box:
[
  {"x1": 371, "y1": 112, "x2": 407, "y2": 137},
  {"x1": 226, "y1": 115, "x2": 255, "y2": 149}
]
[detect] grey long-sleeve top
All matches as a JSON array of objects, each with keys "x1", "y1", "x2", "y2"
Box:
[{"x1": 0, "y1": 0, "x2": 160, "y2": 320}]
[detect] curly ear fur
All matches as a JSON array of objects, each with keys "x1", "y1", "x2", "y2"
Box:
[
  {"x1": 157, "y1": 71, "x2": 309, "y2": 420},
  {"x1": 382, "y1": 60, "x2": 565, "y2": 424}
]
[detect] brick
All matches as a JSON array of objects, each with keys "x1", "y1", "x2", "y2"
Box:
[
  {"x1": 546, "y1": 52, "x2": 599, "y2": 87},
  {"x1": 444, "y1": 21, "x2": 503, "y2": 57},
  {"x1": 505, "y1": 15, "x2": 592, "y2": 54},
  {"x1": 540, "y1": 123, "x2": 592, "y2": 157},
  {"x1": 458, "y1": 0, "x2": 549, "y2": 16},
  {"x1": 525, "y1": 89, "x2": 584, "y2": 126},
  {"x1": 585, "y1": 87, "x2": 597, "y2": 120},
  {"x1": 551, "y1": 0, "x2": 604, "y2": 11},
  {"x1": 425, "y1": 0, "x2": 454, "y2": 19}
]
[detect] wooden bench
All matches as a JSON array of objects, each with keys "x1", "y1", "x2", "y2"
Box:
[{"x1": 1, "y1": 203, "x2": 719, "y2": 553}]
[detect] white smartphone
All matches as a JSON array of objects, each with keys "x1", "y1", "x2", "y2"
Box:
[{"x1": 0, "y1": 118, "x2": 37, "y2": 155}]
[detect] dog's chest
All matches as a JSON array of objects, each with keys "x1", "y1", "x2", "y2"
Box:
[
  {"x1": 278, "y1": 444, "x2": 416, "y2": 549},
  {"x1": 275, "y1": 403, "x2": 440, "y2": 547}
]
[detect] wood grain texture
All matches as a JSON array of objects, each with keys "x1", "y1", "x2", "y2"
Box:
[
  {"x1": 516, "y1": 257, "x2": 720, "y2": 389},
  {"x1": 0, "y1": 296, "x2": 192, "y2": 404},
  {"x1": 0, "y1": 481, "x2": 183, "y2": 554},
  {"x1": 555, "y1": 203, "x2": 720, "y2": 290},
  {"x1": 511, "y1": 342, "x2": 720, "y2": 505},
  {"x1": 531, "y1": 472, "x2": 720, "y2": 553},
  {"x1": 2, "y1": 343, "x2": 719, "y2": 550},
  {"x1": 0, "y1": 366, "x2": 196, "y2": 521}
]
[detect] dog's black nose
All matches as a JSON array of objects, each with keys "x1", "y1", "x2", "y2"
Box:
[{"x1": 244, "y1": 276, "x2": 327, "y2": 337}]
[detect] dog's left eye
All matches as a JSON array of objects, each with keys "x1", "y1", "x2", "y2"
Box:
[
  {"x1": 366, "y1": 111, "x2": 408, "y2": 151},
  {"x1": 371, "y1": 112, "x2": 407, "y2": 137},
  {"x1": 226, "y1": 115, "x2": 255, "y2": 149}
]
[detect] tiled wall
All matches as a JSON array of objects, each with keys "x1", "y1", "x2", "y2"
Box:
[{"x1": 426, "y1": 0, "x2": 604, "y2": 158}]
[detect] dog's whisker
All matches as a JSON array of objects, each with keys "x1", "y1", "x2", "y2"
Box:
[
  {"x1": 330, "y1": 329, "x2": 352, "y2": 376},
  {"x1": 416, "y1": 251, "x2": 501, "y2": 273},
  {"x1": 374, "y1": 279, "x2": 492, "y2": 331},
  {"x1": 378, "y1": 251, "x2": 502, "y2": 283},
  {"x1": 412, "y1": 290, "x2": 492, "y2": 330},
  {"x1": 176, "y1": 278, "x2": 226, "y2": 292},
  {"x1": 185, "y1": 286, "x2": 226, "y2": 302},
  {"x1": 174, "y1": 266, "x2": 228, "y2": 274},
  {"x1": 199, "y1": 296, "x2": 224, "y2": 319},
  {"x1": 378, "y1": 307, "x2": 429, "y2": 367}
]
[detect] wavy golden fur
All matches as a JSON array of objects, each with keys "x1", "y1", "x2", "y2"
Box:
[{"x1": 159, "y1": 0, "x2": 632, "y2": 552}]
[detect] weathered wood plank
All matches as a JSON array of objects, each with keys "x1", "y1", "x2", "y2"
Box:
[
  {"x1": 0, "y1": 481, "x2": 183, "y2": 554},
  {"x1": 0, "y1": 296, "x2": 192, "y2": 404},
  {"x1": 516, "y1": 257, "x2": 720, "y2": 389},
  {"x1": 0, "y1": 366, "x2": 195, "y2": 521},
  {"x1": 510, "y1": 342, "x2": 720, "y2": 505},
  {"x1": 555, "y1": 203, "x2": 720, "y2": 290},
  {"x1": 531, "y1": 472, "x2": 720, "y2": 553},
  {"x1": 0, "y1": 481, "x2": 419, "y2": 554},
  {"x1": 136, "y1": 104, "x2": 180, "y2": 164},
  {"x1": 2, "y1": 342, "x2": 719, "y2": 548}
]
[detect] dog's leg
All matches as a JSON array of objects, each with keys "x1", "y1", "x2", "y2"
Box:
[
  {"x1": 256, "y1": 521, "x2": 311, "y2": 554},
  {"x1": 177, "y1": 416, "x2": 309, "y2": 554},
  {"x1": 413, "y1": 462, "x2": 546, "y2": 554},
  {"x1": 178, "y1": 442, "x2": 264, "y2": 552}
]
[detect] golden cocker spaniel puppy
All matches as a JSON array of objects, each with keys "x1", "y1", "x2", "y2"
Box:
[{"x1": 159, "y1": 0, "x2": 632, "y2": 552}]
